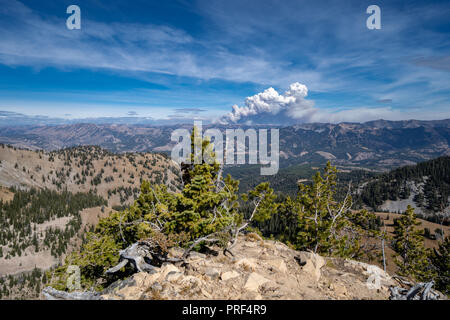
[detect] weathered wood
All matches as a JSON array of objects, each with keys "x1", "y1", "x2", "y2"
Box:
[
  {"x1": 105, "y1": 259, "x2": 128, "y2": 274},
  {"x1": 106, "y1": 241, "x2": 184, "y2": 275},
  {"x1": 106, "y1": 242, "x2": 156, "y2": 274},
  {"x1": 389, "y1": 281, "x2": 443, "y2": 300},
  {"x1": 42, "y1": 287, "x2": 103, "y2": 300}
]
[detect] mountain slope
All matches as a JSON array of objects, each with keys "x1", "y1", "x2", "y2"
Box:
[
  {"x1": 0, "y1": 144, "x2": 181, "y2": 206},
  {"x1": 0, "y1": 144, "x2": 182, "y2": 297},
  {"x1": 358, "y1": 157, "x2": 450, "y2": 222}
]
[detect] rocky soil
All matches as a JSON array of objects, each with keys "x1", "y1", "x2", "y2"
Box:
[{"x1": 99, "y1": 234, "x2": 398, "y2": 300}]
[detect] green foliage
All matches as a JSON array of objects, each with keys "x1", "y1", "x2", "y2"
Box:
[
  {"x1": 256, "y1": 162, "x2": 381, "y2": 259},
  {"x1": 392, "y1": 205, "x2": 433, "y2": 281},
  {"x1": 0, "y1": 188, "x2": 106, "y2": 259},
  {"x1": 50, "y1": 127, "x2": 274, "y2": 291},
  {"x1": 50, "y1": 233, "x2": 121, "y2": 291},
  {"x1": 360, "y1": 156, "x2": 450, "y2": 219},
  {"x1": 429, "y1": 236, "x2": 450, "y2": 295}
]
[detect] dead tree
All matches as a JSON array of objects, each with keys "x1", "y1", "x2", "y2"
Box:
[
  {"x1": 106, "y1": 241, "x2": 183, "y2": 275},
  {"x1": 42, "y1": 287, "x2": 103, "y2": 300},
  {"x1": 389, "y1": 280, "x2": 444, "y2": 300}
]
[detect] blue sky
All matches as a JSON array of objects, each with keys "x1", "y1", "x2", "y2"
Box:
[{"x1": 0, "y1": 0, "x2": 449, "y2": 124}]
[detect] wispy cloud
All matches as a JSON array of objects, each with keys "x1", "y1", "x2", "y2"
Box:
[
  {"x1": 0, "y1": 0, "x2": 449, "y2": 122},
  {"x1": 0, "y1": 0, "x2": 306, "y2": 86},
  {"x1": 174, "y1": 108, "x2": 206, "y2": 114},
  {"x1": 413, "y1": 55, "x2": 450, "y2": 73}
]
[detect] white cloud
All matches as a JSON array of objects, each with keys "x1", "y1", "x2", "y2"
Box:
[
  {"x1": 218, "y1": 82, "x2": 450, "y2": 125},
  {"x1": 218, "y1": 82, "x2": 316, "y2": 124}
]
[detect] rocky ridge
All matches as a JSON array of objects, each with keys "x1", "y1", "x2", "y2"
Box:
[{"x1": 93, "y1": 235, "x2": 400, "y2": 300}]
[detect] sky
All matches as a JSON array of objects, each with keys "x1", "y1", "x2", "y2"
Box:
[{"x1": 0, "y1": 0, "x2": 449, "y2": 124}]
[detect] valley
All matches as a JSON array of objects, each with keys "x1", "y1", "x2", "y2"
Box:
[{"x1": 0, "y1": 119, "x2": 448, "y2": 171}]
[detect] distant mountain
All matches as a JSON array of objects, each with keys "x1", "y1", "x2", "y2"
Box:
[
  {"x1": 0, "y1": 124, "x2": 177, "y2": 152},
  {"x1": 276, "y1": 119, "x2": 450, "y2": 169},
  {"x1": 0, "y1": 111, "x2": 199, "y2": 127},
  {"x1": 0, "y1": 119, "x2": 449, "y2": 171}
]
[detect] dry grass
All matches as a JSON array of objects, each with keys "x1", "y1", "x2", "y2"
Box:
[
  {"x1": 0, "y1": 145, "x2": 180, "y2": 207},
  {"x1": 0, "y1": 186, "x2": 13, "y2": 202},
  {"x1": 359, "y1": 211, "x2": 449, "y2": 275}
]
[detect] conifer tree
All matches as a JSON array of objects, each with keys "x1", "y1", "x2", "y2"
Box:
[
  {"x1": 429, "y1": 235, "x2": 449, "y2": 295},
  {"x1": 276, "y1": 161, "x2": 376, "y2": 258},
  {"x1": 50, "y1": 127, "x2": 275, "y2": 291},
  {"x1": 392, "y1": 205, "x2": 432, "y2": 281}
]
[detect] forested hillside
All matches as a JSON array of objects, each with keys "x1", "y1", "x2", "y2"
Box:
[
  {"x1": 0, "y1": 144, "x2": 183, "y2": 299},
  {"x1": 0, "y1": 188, "x2": 106, "y2": 259},
  {"x1": 0, "y1": 144, "x2": 181, "y2": 206},
  {"x1": 227, "y1": 163, "x2": 378, "y2": 199},
  {"x1": 359, "y1": 157, "x2": 450, "y2": 223}
]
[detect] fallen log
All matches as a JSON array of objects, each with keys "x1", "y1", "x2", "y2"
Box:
[
  {"x1": 106, "y1": 241, "x2": 183, "y2": 275},
  {"x1": 42, "y1": 287, "x2": 103, "y2": 300},
  {"x1": 43, "y1": 241, "x2": 186, "y2": 300},
  {"x1": 389, "y1": 281, "x2": 444, "y2": 300}
]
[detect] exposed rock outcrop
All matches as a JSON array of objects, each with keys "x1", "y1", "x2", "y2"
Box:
[{"x1": 43, "y1": 235, "x2": 446, "y2": 300}]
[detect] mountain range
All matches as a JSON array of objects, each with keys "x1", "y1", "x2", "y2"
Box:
[{"x1": 0, "y1": 119, "x2": 448, "y2": 171}]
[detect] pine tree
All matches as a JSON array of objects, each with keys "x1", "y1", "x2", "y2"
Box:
[
  {"x1": 392, "y1": 205, "x2": 432, "y2": 281},
  {"x1": 278, "y1": 161, "x2": 369, "y2": 258},
  {"x1": 50, "y1": 127, "x2": 275, "y2": 291},
  {"x1": 430, "y1": 236, "x2": 449, "y2": 295}
]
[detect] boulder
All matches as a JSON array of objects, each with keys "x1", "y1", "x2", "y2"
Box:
[
  {"x1": 330, "y1": 282, "x2": 348, "y2": 298},
  {"x1": 133, "y1": 271, "x2": 161, "y2": 288},
  {"x1": 179, "y1": 275, "x2": 202, "y2": 288},
  {"x1": 344, "y1": 260, "x2": 395, "y2": 289},
  {"x1": 187, "y1": 252, "x2": 206, "y2": 262},
  {"x1": 166, "y1": 271, "x2": 184, "y2": 283},
  {"x1": 205, "y1": 267, "x2": 220, "y2": 280},
  {"x1": 160, "y1": 263, "x2": 181, "y2": 280},
  {"x1": 266, "y1": 258, "x2": 287, "y2": 273},
  {"x1": 260, "y1": 280, "x2": 280, "y2": 293},
  {"x1": 244, "y1": 273, "x2": 270, "y2": 292},
  {"x1": 221, "y1": 270, "x2": 240, "y2": 281},
  {"x1": 297, "y1": 251, "x2": 325, "y2": 282}
]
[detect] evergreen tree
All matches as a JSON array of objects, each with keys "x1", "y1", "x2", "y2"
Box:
[
  {"x1": 50, "y1": 127, "x2": 275, "y2": 291},
  {"x1": 429, "y1": 236, "x2": 450, "y2": 295},
  {"x1": 392, "y1": 205, "x2": 432, "y2": 281},
  {"x1": 275, "y1": 162, "x2": 377, "y2": 258}
]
